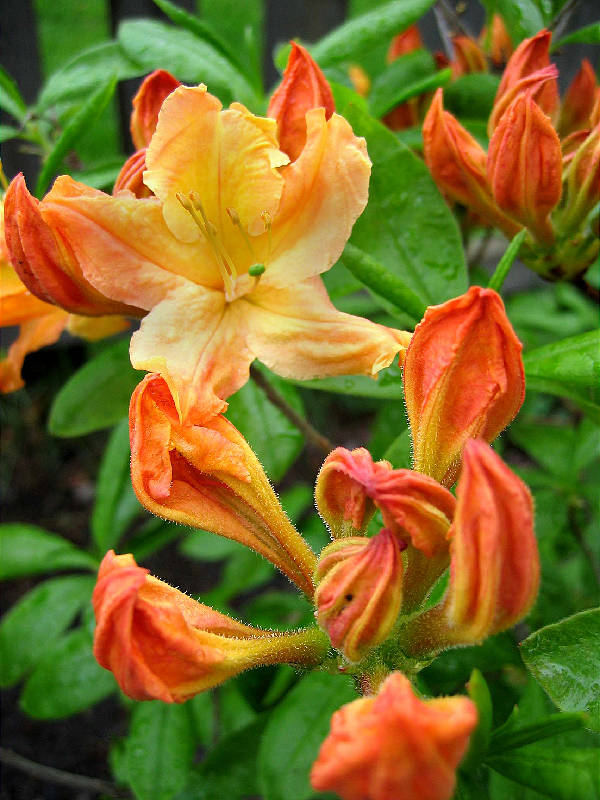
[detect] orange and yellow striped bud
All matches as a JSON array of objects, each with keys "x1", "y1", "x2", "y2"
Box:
[
  {"x1": 558, "y1": 59, "x2": 598, "y2": 138},
  {"x1": 267, "y1": 42, "x2": 335, "y2": 161},
  {"x1": 93, "y1": 551, "x2": 328, "y2": 702},
  {"x1": 488, "y1": 92, "x2": 562, "y2": 244},
  {"x1": 423, "y1": 90, "x2": 521, "y2": 237},
  {"x1": 129, "y1": 373, "x2": 317, "y2": 596},
  {"x1": 311, "y1": 672, "x2": 478, "y2": 800},
  {"x1": 492, "y1": 29, "x2": 558, "y2": 128},
  {"x1": 444, "y1": 440, "x2": 539, "y2": 643},
  {"x1": 314, "y1": 530, "x2": 404, "y2": 662},
  {"x1": 403, "y1": 287, "x2": 524, "y2": 488},
  {"x1": 130, "y1": 69, "x2": 181, "y2": 150},
  {"x1": 3, "y1": 173, "x2": 142, "y2": 318},
  {"x1": 113, "y1": 149, "x2": 152, "y2": 198}
]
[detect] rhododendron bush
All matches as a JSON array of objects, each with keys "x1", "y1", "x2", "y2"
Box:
[{"x1": 1, "y1": 1, "x2": 598, "y2": 799}]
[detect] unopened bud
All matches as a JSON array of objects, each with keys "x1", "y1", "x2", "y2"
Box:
[
  {"x1": 130, "y1": 69, "x2": 181, "y2": 150},
  {"x1": 558, "y1": 60, "x2": 598, "y2": 138},
  {"x1": 387, "y1": 25, "x2": 423, "y2": 62},
  {"x1": 314, "y1": 530, "x2": 404, "y2": 662},
  {"x1": 561, "y1": 125, "x2": 600, "y2": 231},
  {"x1": 113, "y1": 149, "x2": 152, "y2": 198},
  {"x1": 488, "y1": 92, "x2": 562, "y2": 244},
  {"x1": 267, "y1": 42, "x2": 335, "y2": 161},
  {"x1": 403, "y1": 287, "x2": 524, "y2": 488},
  {"x1": 481, "y1": 14, "x2": 513, "y2": 68},
  {"x1": 451, "y1": 36, "x2": 487, "y2": 78}
]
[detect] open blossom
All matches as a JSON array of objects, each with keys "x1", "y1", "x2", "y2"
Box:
[
  {"x1": 130, "y1": 373, "x2": 318, "y2": 596},
  {"x1": 314, "y1": 529, "x2": 404, "y2": 662},
  {"x1": 311, "y1": 672, "x2": 478, "y2": 800},
  {"x1": 402, "y1": 440, "x2": 539, "y2": 656},
  {"x1": 6, "y1": 53, "x2": 408, "y2": 426},
  {"x1": 403, "y1": 287, "x2": 524, "y2": 488},
  {"x1": 93, "y1": 551, "x2": 328, "y2": 702}
]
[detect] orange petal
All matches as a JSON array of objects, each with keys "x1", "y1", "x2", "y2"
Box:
[
  {"x1": 387, "y1": 25, "x2": 423, "y2": 62},
  {"x1": 130, "y1": 69, "x2": 181, "y2": 150},
  {"x1": 0, "y1": 308, "x2": 67, "y2": 393},
  {"x1": 93, "y1": 550, "x2": 327, "y2": 701},
  {"x1": 403, "y1": 287, "x2": 524, "y2": 488},
  {"x1": 481, "y1": 14, "x2": 513, "y2": 67},
  {"x1": 311, "y1": 672, "x2": 478, "y2": 800},
  {"x1": 129, "y1": 374, "x2": 318, "y2": 596},
  {"x1": 245, "y1": 277, "x2": 409, "y2": 383},
  {"x1": 113, "y1": 149, "x2": 152, "y2": 198},
  {"x1": 558, "y1": 60, "x2": 598, "y2": 138},
  {"x1": 66, "y1": 313, "x2": 130, "y2": 341},
  {"x1": 266, "y1": 109, "x2": 371, "y2": 288}
]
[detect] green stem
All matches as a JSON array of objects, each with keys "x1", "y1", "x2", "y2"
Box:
[{"x1": 488, "y1": 230, "x2": 527, "y2": 293}]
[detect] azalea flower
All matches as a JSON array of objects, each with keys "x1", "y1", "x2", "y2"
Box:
[{"x1": 6, "y1": 57, "x2": 409, "y2": 425}]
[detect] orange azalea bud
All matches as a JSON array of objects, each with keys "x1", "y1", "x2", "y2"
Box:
[
  {"x1": 93, "y1": 550, "x2": 328, "y2": 702},
  {"x1": 561, "y1": 128, "x2": 590, "y2": 165},
  {"x1": 561, "y1": 125, "x2": 600, "y2": 230},
  {"x1": 314, "y1": 530, "x2": 404, "y2": 661},
  {"x1": 3, "y1": 174, "x2": 141, "y2": 317},
  {"x1": 444, "y1": 440, "x2": 539, "y2": 642},
  {"x1": 423, "y1": 90, "x2": 521, "y2": 237},
  {"x1": 315, "y1": 447, "x2": 455, "y2": 557},
  {"x1": 311, "y1": 672, "x2": 478, "y2": 800},
  {"x1": 113, "y1": 149, "x2": 152, "y2": 198},
  {"x1": 267, "y1": 42, "x2": 335, "y2": 161},
  {"x1": 387, "y1": 25, "x2": 423, "y2": 62},
  {"x1": 493, "y1": 29, "x2": 558, "y2": 126},
  {"x1": 489, "y1": 63, "x2": 558, "y2": 133},
  {"x1": 403, "y1": 287, "x2": 524, "y2": 489},
  {"x1": 130, "y1": 373, "x2": 317, "y2": 597},
  {"x1": 481, "y1": 14, "x2": 513, "y2": 68},
  {"x1": 130, "y1": 69, "x2": 181, "y2": 150},
  {"x1": 558, "y1": 60, "x2": 598, "y2": 138},
  {"x1": 488, "y1": 93, "x2": 562, "y2": 243},
  {"x1": 451, "y1": 36, "x2": 488, "y2": 78}
]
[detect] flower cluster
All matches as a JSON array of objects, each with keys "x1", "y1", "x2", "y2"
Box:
[
  {"x1": 423, "y1": 30, "x2": 599, "y2": 280},
  {"x1": 2, "y1": 38, "x2": 543, "y2": 800}
]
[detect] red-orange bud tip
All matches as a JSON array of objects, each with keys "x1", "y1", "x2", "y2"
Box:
[
  {"x1": 387, "y1": 25, "x2": 423, "y2": 62},
  {"x1": 130, "y1": 70, "x2": 181, "y2": 150},
  {"x1": 267, "y1": 42, "x2": 335, "y2": 161},
  {"x1": 558, "y1": 60, "x2": 598, "y2": 138}
]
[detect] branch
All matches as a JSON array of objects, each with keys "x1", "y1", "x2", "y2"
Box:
[
  {"x1": 249, "y1": 365, "x2": 334, "y2": 455},
  {"x1": 0, "y1": 747, "x2": 130, "y2": 798}
]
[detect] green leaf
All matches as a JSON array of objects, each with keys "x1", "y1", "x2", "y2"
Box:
[
  {"x1": 129, "y1": 519, "x2": 184, "y2": 561},
  {"x1": 35, "y1": 77, "x2": 117, "y2": 197},
  {"x1": 486, "y1": 744, "x2": 600, "y2": 800},
  {"x1": 177, "y1": 717, "x2": 267, "y2": 800},
  {"x1": 117, "y1": 20, "x2": 257, "y2": 107},
  {"x1": 91, "y1": 418, "x2": 141, "y2": 554},
  {"x1": 37, "y1": 41, "x2": 143, "y2": 112},
  {"x1": 524, "y1": 331, "x2": 600, "y2": 420},
  {"x1": 383, "y1": 428, "x2": 412, "y2": 469},
  {"x1": 341, "y1": 243, "x2": 426, "y2": 324},
  {"x1": 443, "y1": 73, "x2": 500, "y2": 120},
  {"x1": 555, "y1": 22, "x2": 600, "y2": 48},
  {"x1": 0, "y1": 575, "x2": 94, "y2": 686},
  {"x1": 0, "y1": 524, "x2": 97, "y2": 579},
  {"x1": 520, "y1": 608, "x2": 600, "y2": 731},
  {"x1": 462, "y1": 670, "x2": 493, "y2": 769},
  {"x1": 488, "y1": 230, "x2": 528, "y2": 292},
  {"x1": 485, "y1": 0, "x2": 545, "y2": 42},
  {"x1": 20, "y1": 627, "x2": 115, "y2": 718},
  {"x1": 312, "y1": 0, "x2": 435, "y2": 66},
  {"x1": 70, "y1": 156, "x2": 128, "y2": 190},
  {"x1": 339, "y1": 100, "x2": 467, "y2": 306},
  {"x1": 368, "y1": 50, "x2": 436, "y2": 117},
  {"x1": 488, "y1": 713, "x2": 585, "y2": 754},
  {"x1": 290, "y1": 372, "x2": 405, "y2": 399},
  {"x1": 226, "y1": 370, "x2": 304, "y2": 481},
  {"x1": 48, "y1": 337, "x2": 142, "y2": 437},
  {"x1": 259, "y1": 671, "x2": 358, "y2": 800},
  {"x1": 200, "y1": 0, "x2": 264, "y2": 90},
  {"x1": 0, "y1": 125, "x2": 20, "y2": 142},
  {"x1": 0, "y1": 66, "x2": 26, "y2": 122},
  {"x1": 126, "y1": 701, "x2": 196, "y2": 800}
]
